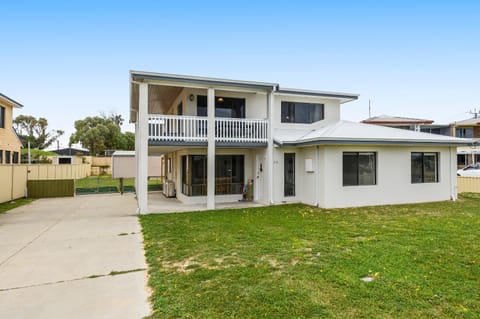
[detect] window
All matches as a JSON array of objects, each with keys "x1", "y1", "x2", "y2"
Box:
[
  {"x1": 0, "y1": 106, "x2": 4, "y2": 128},
  {"x1": 457, "y1": 154, "x2": 468, "y2": 166},
  {"x1": 456, "y1": 128, "x2": 473, "y2": 138},
  {"x1": 12, "y1": 152, "x2": 19, "y2": 164},
  {"x1": 177, "y1": 102, "x2": 183, "y2": 115},
  {"x1": 181, "y1": 155, "x2": 244, "y2": 196},
  {"x1": 0, "y1": 150, "x2": 3, "y2": 164},
  {"x1": 197, "y1": 96, "x2": 245, "y2": 118},
  {"x1": 281, "y1": 101, "x2": 324, "y2": 124},
  {"x1": 411, "y1": 152, "x2": 438, "y2": 183},
  {"x1": 343, "y1": 152, "x2": 376, "y2": 186},
  {"x1": 284, "y1": 153, "x2": 295, "y2": 196},
  {"x1": 5, "y1": 150, "x2": 11, "y2": 164}
]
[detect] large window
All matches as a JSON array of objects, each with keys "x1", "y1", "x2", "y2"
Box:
[
  {"x1": 0, "y1": 106, "x2": 5, "y2": 128},
  {"x1": 281, "y1": 101, "x2": 324, "y2": 124},
  {"x1": 411, "y1": 152, "x2": 438, "y2": 183},
  {"x1": 197, "y1": 96, "x2": 245, "y2": 118},
  {"x1": 284, "y1": 153, "x2": 295, "y2": 196},
  {"x1": 343, "y1": 152, "x2": 376, "y2": 186},
  {"x1": 181, "y1": 155, "x2": 244, "y2": 196},
  {"x1": 456, "y1": 128, "x2": 473, "y2": 138}
]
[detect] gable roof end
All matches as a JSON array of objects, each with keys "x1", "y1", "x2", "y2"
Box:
[{"x1": 0, "y1": 93, "x2": 23, "y2": 108}]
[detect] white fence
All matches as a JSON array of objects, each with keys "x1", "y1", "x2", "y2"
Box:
[{"x1": 148, "y1": 115, "x2": 268, "y2": 144}]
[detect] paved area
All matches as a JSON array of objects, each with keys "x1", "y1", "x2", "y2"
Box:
[
  {"x1": 148, "y1": 192, "x2": 264, "y2": 213},
  {"x1": 0, "y1": 194, "x2": 151, "y2": 319}
]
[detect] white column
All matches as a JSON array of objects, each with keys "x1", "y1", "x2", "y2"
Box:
[
  {"x1": 267, "y1": 92, "x2": 275, "y2": 204},
  {"x1": 134, "y1": 121, "x2": 139, "y2": 193},
  {"x1": 207, "y1": 88, "x2": 215, "y2": 209},
  {"x1": 137, "y1": 83, "x2": 149, "y2": 214}
]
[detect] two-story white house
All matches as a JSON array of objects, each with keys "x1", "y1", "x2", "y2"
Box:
[{"x1": 130, "y1": 71, "x2": 471, "y2": 213}]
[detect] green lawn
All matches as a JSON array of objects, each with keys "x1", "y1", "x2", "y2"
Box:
[
  {"x1": 75, "y1": 175, "x2": 162, "y2": 193},
  {"x1": 0, "y1": 198, "x2": 34, "y2": 214},
  {"x1": 140, "y1": 194, "x2": 480, "y2": 318}
]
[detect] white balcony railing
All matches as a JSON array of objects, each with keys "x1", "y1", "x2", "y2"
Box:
[{"x1": 148, "y1": 114, "x2": 268, "y2": 144}]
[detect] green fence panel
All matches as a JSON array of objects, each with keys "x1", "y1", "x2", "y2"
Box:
[{"x1": 27, "y1": 180, "x2": 75, "y2": 198}]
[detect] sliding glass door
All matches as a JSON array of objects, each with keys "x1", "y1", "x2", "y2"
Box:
[{"x1": 181, "y1": 155, "x2": 244, "y2": 196}]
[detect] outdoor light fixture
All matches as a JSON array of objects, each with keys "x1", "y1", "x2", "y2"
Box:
[
  {"x1": 189, "y1": 94, "x2": 195, "y2": 101},
  {"x1": 218, "y1": 97, "x2": 224, "y2": 102}
]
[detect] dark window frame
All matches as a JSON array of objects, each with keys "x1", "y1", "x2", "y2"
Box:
[
  {"x1": 197, "y1": 95, "x2": 246, "y2": 118},
  {"x1": 5, "y1": 150, "x2": 11, "y2": 164},
  {"x1": 281, "y1": 101, "x2": 324, "y2": 124},
  {"x1": 0, "y1": 106, "x2": 5, "y2": 128},
  {"x1": 0, "y1": 150, "x2": 3, "y2": 164},
  {"x1": 12, "y1": 151, "x2": 19, "y2": 164},
  {"x1": 181, "y1": 154, "x2": 245, "y2": 196},
  {"x1": 342, "y1": 152, "x2": 377, "y2": 186},
  {"x1": 284, "y1": 153, "x2": 296, "y2": 196},
  {"x1": 411, "y1": 152, "x2": 439, "y2": 183},
  {"x1": 455, "y1": 127, "x2": 473, "y2": 138}
]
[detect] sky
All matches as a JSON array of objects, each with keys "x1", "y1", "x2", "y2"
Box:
[{"x1": 1, "y1": 0, "x2": 479, "y2": 148}]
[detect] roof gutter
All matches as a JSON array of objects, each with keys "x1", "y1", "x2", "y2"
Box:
[
  {"x1": 278, "y1": 138, "x2": 473, "y2": 147},
  {"x1": 0, "y1": 93, "x2": 23, "y2": 108},
  {"x1": 130, "y1": 71, "x2": 278, "y2": 91}
]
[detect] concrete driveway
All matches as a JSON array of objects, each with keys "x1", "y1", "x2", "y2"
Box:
[{"x1": 0, "y1": 194, "x2": 151, "y2": 319}]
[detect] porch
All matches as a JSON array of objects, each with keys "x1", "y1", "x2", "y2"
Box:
[{"x1": 147, "y1": 192, "x2": 265, "y2": 214}]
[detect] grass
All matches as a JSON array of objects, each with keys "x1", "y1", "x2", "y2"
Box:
[
  {"x1": 75, "y1": 175, "x2": 162, "y2": 193},
  {"x1": 140, "y1": 194, "x2": 480, "y2": 318},
  {"x1": 0, "y1": 198, "x2": 34, "y2": 214}
]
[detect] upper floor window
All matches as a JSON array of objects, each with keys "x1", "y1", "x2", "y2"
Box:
[
  {"x1": 0, "y1": 106, "x2": 5, "y2": 128},
  {"x1": 197, "y1": 96, "x2": 245, "y2": 118},
  {"x1": 343, "y1": 152, "x2": 376, "y2": 186},
  {"x1": 456, "y1": 128, "x2": 473, "y2": 138},
  {"x1": 281, "y1": 101, "x2": 324, "y2": 124},
  {"x1": 411, "y1": 152, "x2": 438, "y2": 183},
  {"x1": 12, "y1": 151, "x2": 19, "y2": 164}
]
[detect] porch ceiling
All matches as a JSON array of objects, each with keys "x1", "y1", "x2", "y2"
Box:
[{"x1": 130, "y1": 83, "x2": 183, "y2": 120}]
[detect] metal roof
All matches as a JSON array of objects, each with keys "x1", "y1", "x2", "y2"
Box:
[
  {"x1": 130, "y1": 71, "x2": 278, "y2": 91},
  {"x1": 362, "y1": 115, "x2": 434, "y2": 125},
  {"x1": 0, "y1": 93, "x2": 23, "y2": 108},
  {"x1": 274, "y1": 121, "x2": 472, "y2": 147},
  {"x1": 452, "y1": 117, "x2": 480, "y2": 126},
  {"x1": 129, "y1": 70, "x2": 359, "y2": 100}
]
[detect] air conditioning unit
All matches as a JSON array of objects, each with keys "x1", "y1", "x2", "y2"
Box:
[{"x1": 163, "y1": 180, "x2": 176, "y2": 198}]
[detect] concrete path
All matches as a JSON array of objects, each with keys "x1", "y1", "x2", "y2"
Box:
[{"x1": 0, "y1": 194, "x2": 151, "y2": 319}]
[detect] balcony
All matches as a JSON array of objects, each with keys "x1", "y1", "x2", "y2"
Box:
[{"x1": 148, "y1": 115, "x2": 268, "y2": 145}]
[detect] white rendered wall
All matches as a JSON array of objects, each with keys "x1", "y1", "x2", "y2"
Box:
[
  {"x1": 272, "y1": 145, "x2": 457, "y2": 208},
  {"x1": 322, "y1": 145, "x2": 457, "y2": 208}
]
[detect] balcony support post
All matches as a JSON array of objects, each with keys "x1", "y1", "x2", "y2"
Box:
[
  {"x1": 136, "y1": 83, "x2": 149, "y2": 214},
  {"x1": 267, "y1": 92, "x2": 275, "y2": 204},
  {"x1": 207, "y1": 88, "x2": 216, "y2": 209}
]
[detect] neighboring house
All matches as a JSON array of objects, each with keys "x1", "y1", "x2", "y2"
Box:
[
  {"x1": 451, "y1": 117, "x2": 480, "y2": 167},
  {"x1": 363, "y1": 115, "x2": 480, "y2": 168},
  {"x1": 362, "y1": 115, "x2": 434, "y2": 131},
  {"x1": 0, "y1": 93, "x2": 23, "y2": 164},
  {"x1": 130, "y1": 71, "x2": 471, "y2": 213}
]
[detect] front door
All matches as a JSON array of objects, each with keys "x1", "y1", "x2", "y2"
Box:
[{"x1": 255, "y1": 155, "x2": 264, "y2": 201}]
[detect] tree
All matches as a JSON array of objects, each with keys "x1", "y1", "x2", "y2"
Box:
[
  {"x1": 69, "y1": 113, "x2": 134, "y2": 155},
  {"x1": 117, "y1": 131, "x2": 135, "y2": 150},
  {"x1": 13, "y1": 115, "x2": 64, "y2": 149}
]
